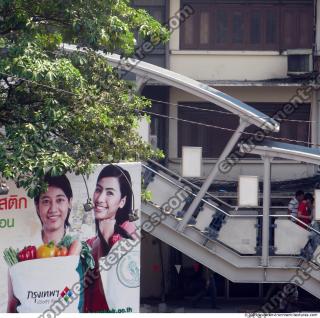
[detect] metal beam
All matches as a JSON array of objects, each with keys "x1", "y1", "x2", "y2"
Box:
[
  {"x1": 62, "y1": 44, "x2": 279, "y2": 132},
  {"x1": 135, "y1": 76, "x2": 149, "y2": 94},
  {"x1": 262, "y1": 155, "x2": 272, "y2": 267},
  {"x1": 177, "y1": 119, "x2": 249, "y2": 232}
]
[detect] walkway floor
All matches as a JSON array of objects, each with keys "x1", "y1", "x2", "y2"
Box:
[{"x1": 141, "y1": 298, "x2": 320, "y2": 313}]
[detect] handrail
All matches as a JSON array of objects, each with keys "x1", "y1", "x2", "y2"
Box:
[
  {"x1": 147, "y1": 159, "x2": 234, "y2": 209},
  {"x1": 143, "y1": 163, "x2": 320, "y2": 236},
  {"x1": 146, "y1": 160, "x2": 288, "y2": 211},
  {"x1": 142, "y1": 163, "x2": 262, "y2": 219},
  {"x1": 270, "y1": 214, "x2": 320, "y2": 237}
]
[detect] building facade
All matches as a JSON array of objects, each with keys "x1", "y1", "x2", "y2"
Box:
[{"x1": 132, "y1": 0, "x2": 319, "y2": 303}]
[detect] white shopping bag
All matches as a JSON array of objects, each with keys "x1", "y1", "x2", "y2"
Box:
[
  {"x1": 99, "y1": 241, "x2": 140, "y2": 313},
  {"x1": 9, "y1": 255, "x2": 81, "y2": 313}
]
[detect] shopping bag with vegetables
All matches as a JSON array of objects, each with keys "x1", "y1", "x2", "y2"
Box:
[{"x1": 3, "y1": 235, "x2": 94, "y2": 313}]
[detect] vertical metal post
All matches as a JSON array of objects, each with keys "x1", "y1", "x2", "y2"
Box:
[
  {"x1": 177, "y1": 119, "x2": 249, "y2": 232},
  {"x1": 311, "y1": 90, "x2": 318, "y2": 148},
  {"x1": 262, "y1": 155, "x2": 271, "y2": 267}
]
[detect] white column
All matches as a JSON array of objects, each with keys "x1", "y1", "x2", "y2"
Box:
[
  {"x1": 169, "y1": 0, "x2": 180, "y2": 52},
  {"x1": 261, "y1": 155, "x2": 271, "y2": 267},
  {"x1": 168, "y1": 89, "x2": 178, "y2": 158}
]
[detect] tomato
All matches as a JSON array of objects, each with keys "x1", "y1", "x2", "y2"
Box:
[
  {"x1": 36, "y1": 241, "x2": 56, "y2": 259},
  {"x1": 55, "y1": 246, "x2": 68, "y2": 257}
]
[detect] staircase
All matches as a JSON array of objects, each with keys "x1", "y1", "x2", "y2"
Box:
[{"x1": 141, "y1": 161, "x2": 320, "y2": 300}]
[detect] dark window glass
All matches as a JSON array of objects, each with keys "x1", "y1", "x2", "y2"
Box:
[
  {"x1": 232, "y1": 11, "x2": 245, "y2": 44},
  {"x1": 282, "y1": 10, "x2": 296, "y2": 48},
  {"x1": 200, "y1": 12, "x2": 210, "y2": 45},
  {"x1": 178, "y1": 103, "x2": 237, "y2": 158},
  {"x1": 180, "y1": 2, "x2": 313, "y2": 50},
  {"x1": 299, "y1": 10, "x2": 313, "y2": 48},
  {"x1": 250, "y1": 11, "x2": 261, "y2": 45},
  {"x1": 178, "y1": 102, "x2": 311, "y2": 158},
  {"x1": 183, "y1": 13, "x2": 195, "y2": 46},
  {"x1": 216, "y1": 9, "x2": 228, "y2": 45},
  {"x1": 266, "y1": 10, "x2": 277, "y2": 45}
]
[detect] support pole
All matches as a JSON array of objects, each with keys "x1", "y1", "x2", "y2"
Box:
[
  {"x1": 177, "y1": 119, "x2": 249, "y2": 232},
  {"x1": 135, "y1": 76, "x2": 150, "y2": 143},
  {"x1": 261, "y1": 155, "x2": 271, "y2": 267}
]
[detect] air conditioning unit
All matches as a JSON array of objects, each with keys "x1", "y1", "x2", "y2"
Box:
[{"x1": 287, "y1": 49, "x2": 313, "y2": 76}]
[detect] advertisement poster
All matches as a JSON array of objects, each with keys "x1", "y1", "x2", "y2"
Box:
[{"x1": 0, "y1": 163, "x2": 141, "y2": 314}]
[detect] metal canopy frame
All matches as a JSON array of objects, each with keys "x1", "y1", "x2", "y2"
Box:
[
  {"x1": 241, "y1": 140, "x2": 320, "y2": 165},
  {"x1": 62, "y1": 44, "x2": 279, "y2": 132},
  {"x1": 62, "y1": 44, "x2": 281, "y2": 233},
  {"x1": 240, "y1": 140, "x2": 320, "y2": 267}
]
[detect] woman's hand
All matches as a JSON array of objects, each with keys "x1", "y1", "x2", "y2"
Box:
[{"x1": 98, "y1": 219, "x2": 116, "y2": 242}]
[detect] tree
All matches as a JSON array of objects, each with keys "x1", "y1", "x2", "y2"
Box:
[{"x1": 0, "y1": 0, "x2": 169, "y2": 196}]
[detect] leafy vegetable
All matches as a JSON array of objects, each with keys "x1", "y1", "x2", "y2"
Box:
[
  {"x1": 58, "y1": 234, "x2": 95, "y2": 272},
  {"x1": 80, "y1": 241, "x2": 95, "y2": 272},
  {"x1": 3, "y1": 247, "x2": 19, "y2": 266},
  {"x1": 57, "y1": 234, "x2": 75, "y2": 249}
]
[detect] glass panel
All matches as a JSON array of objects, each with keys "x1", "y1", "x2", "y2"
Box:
[
  {"x1": 216, "y1": 9, "x2": 228, "y2": 44},
  {"x1": 299, "y1": 10, "x2": 313, "y2": 48},
  {"x1": 149, "y1": 8, "x2": 163, "y2": 23},
  {"x1": 200, "y1": 12, "x2": 210, "y2": 45},
  {"x1": 266, "y1": 10, "x2": 277, "y2": 44},
  {"x1": 282, "y1": 10, "x2": 295, "y2": 47},
  {"x1": 250, "y1": 11, "x2": 261, "y2": 44},
  {"x1": 183, "y1": 14, "x2": 195, "y2": 46},
  {"x1": 232, "y1": 11, "x2": 244, "y2": 44}
]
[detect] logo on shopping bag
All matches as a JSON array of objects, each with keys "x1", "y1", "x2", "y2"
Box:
[
  {"x1": 60, "y1": 287, "x2": 73, "y2": 303},
  {"x1": 116, "y1": 252, "x2": 140, "y2": 288}
]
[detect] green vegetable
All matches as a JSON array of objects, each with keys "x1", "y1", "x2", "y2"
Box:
[
  {"x1": 57, "y1": 235, "x2": 95, "y2": 272},
  {"x1": 3, "y1": 247, "x2": 19, "y2": 266},
  {"x1": 57, "y1": 234, "x2": 75, "y2": 249},
  {"x1": 80, "y1": 241, "x2": 95, "y2": 273}
]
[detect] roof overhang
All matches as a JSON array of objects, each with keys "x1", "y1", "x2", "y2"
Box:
[
  {"x1": 62, "y1": 44, "x2": 280, "y2": 133},
  {"x1": 239, "y1": 140, "x2": 320, "y2": 165}
]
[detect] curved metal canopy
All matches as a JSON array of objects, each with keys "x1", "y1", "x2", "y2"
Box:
[
  {"x1": 240, "y1": 140, "x2": 320, "y2": 165},
  {"x1": 62, "y1": 44, "x2": 279, "y2": 132}
]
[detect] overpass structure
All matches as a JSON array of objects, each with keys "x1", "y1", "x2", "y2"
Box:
[{"x1": 64, "y1": 44, "x2": 320, "y2": 301}]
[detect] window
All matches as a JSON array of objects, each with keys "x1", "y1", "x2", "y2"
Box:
[
  {"x1": 180, "y1": 2, "x2": 313, "y2": 50},
  {"x1": 178, "y1": 102, "x2": 311, "y2": 158},
  {"x1": 134, "y1": 5, "x2": 166, "y2": 51}
]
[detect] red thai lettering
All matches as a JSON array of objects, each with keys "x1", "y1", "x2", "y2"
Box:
[
  {"x1": 18, "y1": 197, "x2": 27, "y2": 209},
  {"x1": 8, "y1": 195, "x2": 18, "y2": 209},
  {"x1": 0, "y1": 198, "x2": 7, "y2": 210}
]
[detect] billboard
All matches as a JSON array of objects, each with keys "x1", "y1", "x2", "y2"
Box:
[{"x1": 0, "y1": 163, "x2": 141, "y2": 314}]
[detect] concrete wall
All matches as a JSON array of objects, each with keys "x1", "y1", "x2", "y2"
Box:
[
  {"x1": 169, "y1": 52, "x2": 288, "y2": 81},
  {"x1": 140, "y1": 235, "x2": 171, "y2": 299}
]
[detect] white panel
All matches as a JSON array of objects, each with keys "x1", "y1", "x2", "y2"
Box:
[
  {"x1": 274, "y1": 219, "x2": 310, "y2": 255},
  {"x1": 136, "y1": 117, "x2": 149, "y2": 142},
  {"x1": 315, "y1": 190, "x2": 320, "y2": 221},
  {"x1": 194, "y1": 204, "x2": 216, "y2": 232},
  {"x1": 218, "y1": 219, "x2": 257, "y2": 254},
  {"x1": 238, "y1": 176, "x2": 259, "y2": 207},
  {"x1": 146, "y1": 173, "x2": 188, "y2": 216},
  {"x1": 182, "y1": 147, "x2": 202, "y2": 177}
]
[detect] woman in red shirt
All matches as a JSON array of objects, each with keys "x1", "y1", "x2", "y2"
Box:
[
  {"x1": 298, "y1": 193, "x2": 314, "y2": 229},
  {"x1": 84, "y1": 164, "x2": 137, "y2": 313}
]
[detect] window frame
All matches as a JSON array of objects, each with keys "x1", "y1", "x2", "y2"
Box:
[{"x1": 180, "y1": 2, "x2": 313, "y2": 51}]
